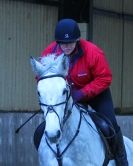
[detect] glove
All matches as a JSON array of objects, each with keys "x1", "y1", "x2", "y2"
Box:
[{"x1": 71, "y1": 88, "x2": 85, "y2": 103}]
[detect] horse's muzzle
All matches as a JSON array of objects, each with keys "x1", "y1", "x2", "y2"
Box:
[{"x1": 45, "y1": 130, "x2": 61, "y2": 143}]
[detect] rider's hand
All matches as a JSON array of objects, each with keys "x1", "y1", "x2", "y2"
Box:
[{"x1": 71, "y1": 88, "x2": 85, "y2": 103}]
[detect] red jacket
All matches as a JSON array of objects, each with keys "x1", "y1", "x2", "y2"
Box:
[{"x1": 41, "y1": 39, "x2": 112, "y2": 99}]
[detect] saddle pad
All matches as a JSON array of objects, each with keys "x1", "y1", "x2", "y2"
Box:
[{"x1": 34, "y1": 121, "x2": 46, "y2": 150}]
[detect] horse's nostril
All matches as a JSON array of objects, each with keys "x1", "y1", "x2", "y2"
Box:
[
  {"x1": 57, "y1": 130, "x2": 61, "y2": 138},
  {"x1": 45, "y1": 131, "x2": 48, "y2": 137}
]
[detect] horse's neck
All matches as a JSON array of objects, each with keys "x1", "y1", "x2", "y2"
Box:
[
  {"x1": 62, "y1": 105, "x2": 81, "y2": 138},
  {"x1": 60, "y1": 106, "x2": 106, "y2": 165},
  {"x1": 62, "y1": 105, "x2": 96, "y2": 140}
]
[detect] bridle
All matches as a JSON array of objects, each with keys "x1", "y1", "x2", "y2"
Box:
[
  {"x1": 37, "y1": 74, "x2": 82, "y2": 166},
  {"x1": 38, "y1": 74, "x2": 71, "y2": 128}
]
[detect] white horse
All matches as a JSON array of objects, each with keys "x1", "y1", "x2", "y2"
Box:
[{"x1": 30, "y1": 53, "x2": 133, "y2": 166}]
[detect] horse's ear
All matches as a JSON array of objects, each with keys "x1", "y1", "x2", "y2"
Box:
[{"x1": 30, "y1": 56, "x2": 46, "y2": 77}]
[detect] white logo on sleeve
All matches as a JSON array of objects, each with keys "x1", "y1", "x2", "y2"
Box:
[{"x1": 78, "y1": 73, "x2": 87, "y2": 77}]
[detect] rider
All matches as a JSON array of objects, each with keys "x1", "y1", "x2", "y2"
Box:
[{"x1": 41, "y1": 18, "x2": 128, "y2": 165}]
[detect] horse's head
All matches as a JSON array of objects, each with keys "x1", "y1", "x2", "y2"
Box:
[{"x1": 30, "y1": 54, "x2": 72, "y2": 144}]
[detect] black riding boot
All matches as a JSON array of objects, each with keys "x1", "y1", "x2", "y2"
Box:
[
  {"x1": 113, "y1": 128, "x2": 128, "y2": 166},
  {"x1": 86, "y1": 111, "x2": 128, "y2": 165}
]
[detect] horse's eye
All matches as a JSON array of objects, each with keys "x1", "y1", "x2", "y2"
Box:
[
  {"x1": 63, "y1": 89, "x2": 67, "y2": 95},
  {"x1": 38, "y1": 91, "x2": 40, "y2": 96}
]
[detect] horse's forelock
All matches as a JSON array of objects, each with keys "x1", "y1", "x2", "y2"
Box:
[
  {"x1": 40, "y1": 53, "x2": 57, "y2": 66},
  {"x1": 39, "y1": 53, "x2": 67, "y2": 75}
]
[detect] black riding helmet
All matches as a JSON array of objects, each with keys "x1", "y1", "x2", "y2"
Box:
[{"x1": 55, "y1": 19, "x2": 81, "y2": 44}]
